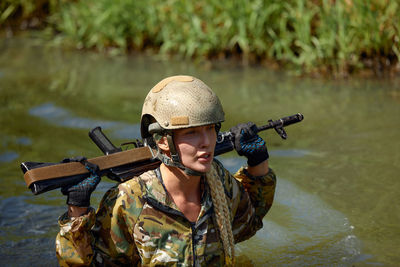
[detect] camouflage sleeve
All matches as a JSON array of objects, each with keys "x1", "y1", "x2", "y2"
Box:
[
  {"x1": 56, "y1": 182, "x2": 143, "y2": 266},
  {"x1": 231, "y1": 167, "x2": 276, "y2": 243},
  {"x1": 92, "y1": 182, "x2": 142, "y2": 265},
  {"x1": 56, "y1": 207, "x2": 97, "y2": 266}
]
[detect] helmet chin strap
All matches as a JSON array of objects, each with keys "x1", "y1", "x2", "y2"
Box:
[{"x1": 157, "y1": 134, "x2": 205, "y2": 177}]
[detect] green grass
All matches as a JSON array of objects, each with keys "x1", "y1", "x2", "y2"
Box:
[{"x1": 2, "y1": 0, "x2": 399, "y2": 76}]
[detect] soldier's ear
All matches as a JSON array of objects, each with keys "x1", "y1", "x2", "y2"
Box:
[{"x1": 157, "y1": 136, "x2": 170, "y2": 153}]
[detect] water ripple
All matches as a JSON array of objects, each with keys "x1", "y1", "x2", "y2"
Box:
[
  {"x1": 16, "y1": 137, "x2": 32, "y2": 146},
  {"x1": 0, "y1": 151, "x2": 19, "y2": 163},
  {"x1": 270, "y1": 149, "x2": 312, "y2": 158},
  {"x1": 218, "y1": 156, "x2": 367, "y2": 266},
  {"x1": 29, "y1": 102, "x2": 141, "y2": 139}
]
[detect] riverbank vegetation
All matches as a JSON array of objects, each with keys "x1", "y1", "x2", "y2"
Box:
[{"x1": 1, "y1": 0, "x2": 399, "y2": 76}]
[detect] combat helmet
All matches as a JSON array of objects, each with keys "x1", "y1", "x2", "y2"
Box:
[{"x1": 141, "y1": 75, "x2": 225, "y2": 175}]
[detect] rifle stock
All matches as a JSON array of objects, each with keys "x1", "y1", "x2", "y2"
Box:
[{"x1": 21, "y1": 113, "x2": 304, "y2": 195}]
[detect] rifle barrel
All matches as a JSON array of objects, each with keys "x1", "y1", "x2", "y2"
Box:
[{"x1": 257, "y1": 113, "x2": 304, "y2": 132}]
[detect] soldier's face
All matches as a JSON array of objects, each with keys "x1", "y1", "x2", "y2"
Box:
[{"x1": 173, "y1": 125, "x2": 217, "y2": 174}]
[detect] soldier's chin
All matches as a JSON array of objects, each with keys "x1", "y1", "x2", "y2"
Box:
[
  {"x1": 182, "y1": 159, "x2": 213, "y2": 175},
  {"x1": 195, "y1": 162, "x2": 213, "y2": 173}
]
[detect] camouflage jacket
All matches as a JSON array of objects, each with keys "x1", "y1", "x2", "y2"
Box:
[{"x1": 56, "y1": 159, "x2": 276, "y2": 266}]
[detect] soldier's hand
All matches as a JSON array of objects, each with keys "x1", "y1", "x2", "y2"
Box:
[
  {"x1": 230, "y1": 122, "x2": 269, "y2": 166},
  {"x1": 61, "y1": 157, "x2": 101, "y2": 207}
]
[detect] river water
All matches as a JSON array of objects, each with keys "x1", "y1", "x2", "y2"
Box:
[{"x1": 0, "y1": 37, "x2": 399, "y2": 266}]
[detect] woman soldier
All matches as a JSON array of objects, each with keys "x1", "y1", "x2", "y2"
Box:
[{"x1": 56, "y1": 75, "x2": 276, "y2": 266}]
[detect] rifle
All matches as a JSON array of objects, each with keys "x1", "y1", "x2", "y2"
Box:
[{"x1": 21, "y1": 113, "x2": 304, "y2": 195}]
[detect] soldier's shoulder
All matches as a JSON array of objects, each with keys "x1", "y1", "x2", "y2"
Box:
[{"x1": 116, "y1": 169, "x2": 156, "y2": 199}]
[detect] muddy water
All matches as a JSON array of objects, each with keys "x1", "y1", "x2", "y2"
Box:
[{"x1": 1, "y1": 37, "x2": 399, "y2": 266}]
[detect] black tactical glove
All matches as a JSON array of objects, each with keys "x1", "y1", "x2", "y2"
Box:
[
  {"x1": 230, "y1": 122, "x2": 269, "y2": 166},
  {"x1": 61, "y1": 157, "x2": 101, "y2": 207}
]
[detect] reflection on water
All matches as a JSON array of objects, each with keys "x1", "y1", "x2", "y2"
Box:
[
  {"x1": 1, "y1": 138, "x2": 31, "y2": 163},
  {"x1": 29, "y1": 102, "x2": 141, "y2": 139},
  {"x1": 249, "y1": 178, "x2": 364, "y2": 266},
  {"x1": 0, "y1": 196, "x2": 63, "y2": 266},
  {"x1": 219, "y1": 158, "x2": 367, "y2": 266},
  {"x1": 224, "y1": 158, "x2": 365, "y2": 265},
  {"x1": 1, "y1": 37, "x2": 399, "y2": 266},
  {"x1": 270, "y1": 149, "x2": 313, "y2": 158},
  {"x1": 0, "y1": 151, "x2": 19, "y2": 163},
  {"x1": 16, "y1": 137, "x2": 32, "y2": 146},
  {"x1": 219, "y1": 157, "x2": 372, "y2": 266}
]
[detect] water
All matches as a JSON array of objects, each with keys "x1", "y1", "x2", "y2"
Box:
[{"x1": 1, "y1": 37, "x2": 399, "y2": 266}]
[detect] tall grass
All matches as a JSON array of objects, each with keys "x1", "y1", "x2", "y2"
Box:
[
  {"x1": 0, "y1": 0, "x2": 57, "y2": 29},
  {"x1": 2, "y1": 0, "x2": 400, "y2": 76}
]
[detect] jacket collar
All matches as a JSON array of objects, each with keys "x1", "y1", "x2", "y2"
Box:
[{"x1": 141, "y1": 167, "x2": 214, "y2": 223}]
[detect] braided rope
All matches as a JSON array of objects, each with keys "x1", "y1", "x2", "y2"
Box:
[{"x1": 206, "y1": 167, "x2": 235, "y2": 266}]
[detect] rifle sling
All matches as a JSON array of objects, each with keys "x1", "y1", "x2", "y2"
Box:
[{"x1": 24, "y1": 147, "x2": 153, "y2": 188}]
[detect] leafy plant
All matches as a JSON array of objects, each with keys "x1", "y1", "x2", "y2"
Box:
[{"x1": 2, "y1": 0, "x2": 399, "y2": 76}]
